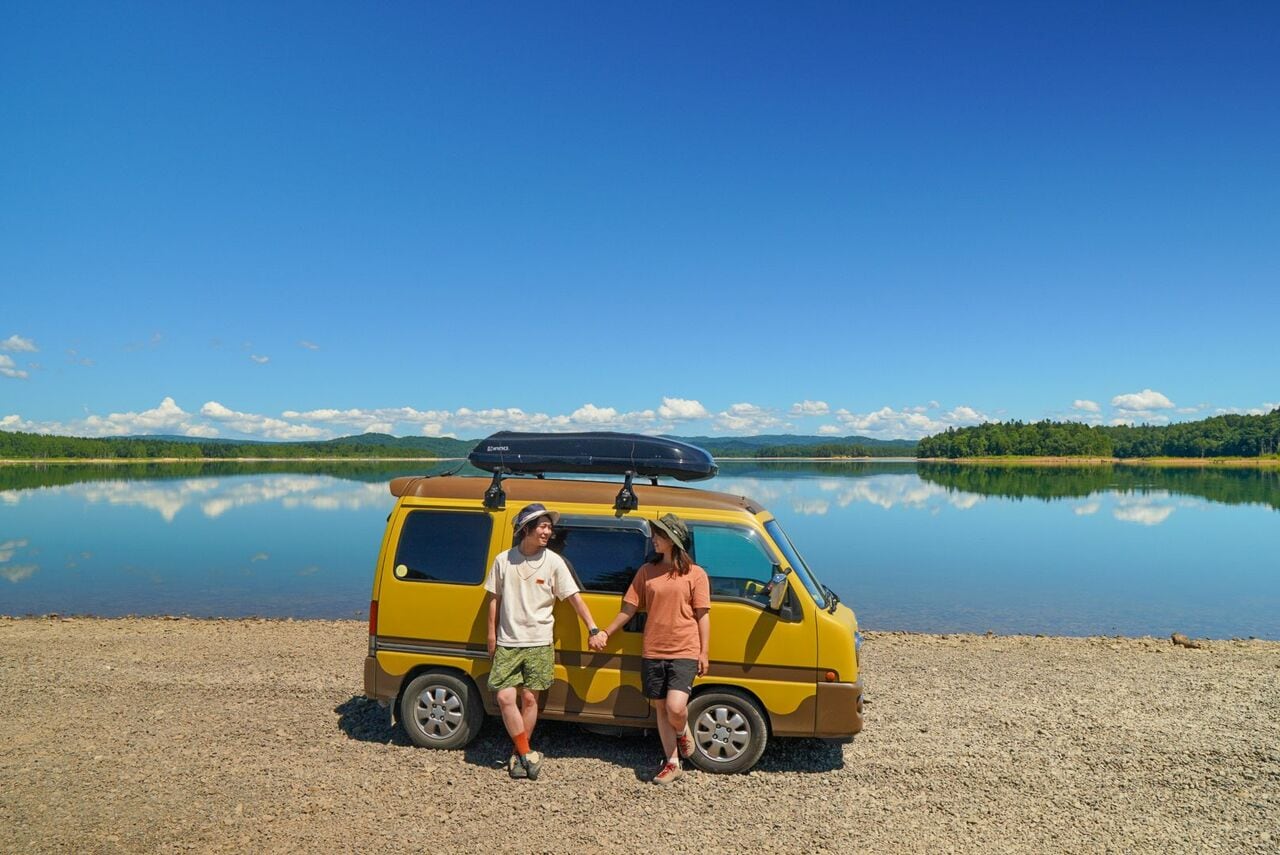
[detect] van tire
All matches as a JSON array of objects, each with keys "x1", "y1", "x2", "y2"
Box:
[
  {"x1": 399, "y1": 671, "x2": 485, "y2": 750},
  {"x1": 685, "y1": 689, "x2": 768, "y2": 774}
]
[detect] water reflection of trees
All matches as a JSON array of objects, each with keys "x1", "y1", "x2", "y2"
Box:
[{"x1": 917, "y1": 463, "x2": 1280, "y2": 511}]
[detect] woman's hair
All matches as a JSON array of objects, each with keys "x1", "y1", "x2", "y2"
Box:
[{"x1": 649, "y1": 542, "x2": 692, "y2": 575}]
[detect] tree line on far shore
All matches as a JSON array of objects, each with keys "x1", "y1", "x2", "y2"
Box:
[
  {"x1": 0, "y1": 431, "x2": 474, "y2": 460},
  {"x1": 916, "y1": 409, "x2": 1280, "y2": 459}
]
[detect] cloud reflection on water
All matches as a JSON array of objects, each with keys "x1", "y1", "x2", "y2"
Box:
[
  {"x1": 716, "y1": 473, "x2": 986, "y2": 513},
  {"x1": 0, "y1": 475, "x2": 392, "y2": 522}
]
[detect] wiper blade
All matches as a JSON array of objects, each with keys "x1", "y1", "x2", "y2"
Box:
[
  {"x1": 822, "y1": 585, "x2": 840, "y2": 612},
  {"x1": 824, "y1": 583, "x2": 844, "y2": 611}
]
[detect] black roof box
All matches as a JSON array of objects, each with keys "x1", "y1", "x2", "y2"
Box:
[{"x1": 468, "y1": 431, "x2": 718, "y2": 482}]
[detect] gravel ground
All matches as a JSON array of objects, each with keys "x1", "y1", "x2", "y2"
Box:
[{"x1": 1, "y1": 617, "x2": 1277, "y2": 854}]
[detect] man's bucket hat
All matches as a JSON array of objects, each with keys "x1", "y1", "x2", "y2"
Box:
[
  {"x1": 513, "y1": 503, "x2": 560, "y2": 531},
  {"x1": 650, "y1": 513, "x2": 690, "y2": 553}
]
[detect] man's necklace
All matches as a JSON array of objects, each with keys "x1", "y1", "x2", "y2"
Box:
[{"x1": 520, "y1": 549, "x2": 548, "y2": 572}]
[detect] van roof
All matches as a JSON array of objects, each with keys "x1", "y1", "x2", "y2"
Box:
[{"x1": 389, "y1": 475, "x2": 764, "y2": 515}]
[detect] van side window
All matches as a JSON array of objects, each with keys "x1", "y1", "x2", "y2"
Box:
[
  {"x1": 688, "y1": 523, "x2": 777, "y2": 605},
  {"x1": 551, "y1": 517, "x2": 650, "y2": 594},
  {"x1": 393, "y1": 511, "x2": 493, "y2": 584}
]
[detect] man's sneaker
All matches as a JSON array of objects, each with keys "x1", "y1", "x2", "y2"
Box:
[
  {"x1": 676, "y1": 724, "x2": 695, "y2": 759},
  {"x1": 507, "y1": 754, "x2": 527, "y2": 779},
  {"x1": 519, "y1": 750, "x2": 542, "y2": 781},
  {"x1": 653, "y1": 760, "x2": 682, "y2": 785}
]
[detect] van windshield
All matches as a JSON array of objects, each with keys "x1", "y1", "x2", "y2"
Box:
[{"x1": 763, "y1": 519, "x2": 828, "y2": 606}]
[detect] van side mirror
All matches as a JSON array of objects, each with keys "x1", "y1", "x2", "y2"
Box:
[{"x1": 766, "y1": 566, "x2": 790, "y2": 611}]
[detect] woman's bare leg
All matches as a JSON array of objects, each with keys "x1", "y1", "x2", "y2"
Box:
[{"x1": 654, "y1": 698, "x2": 677, "y2": 760}]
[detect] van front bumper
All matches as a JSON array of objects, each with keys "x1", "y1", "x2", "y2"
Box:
[{"x1": 815, "y1": 680, "x2": 864, "y2": 738}]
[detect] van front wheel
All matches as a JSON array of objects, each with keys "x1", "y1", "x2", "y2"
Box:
[
  {"x1": 399, "y1": 671, "x2": 485, "y2": 750},
  {"x1": 685, "y1": 690, "x2": 768, "y2": 773}
]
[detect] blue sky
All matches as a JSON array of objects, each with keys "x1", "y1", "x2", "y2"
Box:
[{"x1": 3, "y1": 2, "x2": 1278, "y2": 441}]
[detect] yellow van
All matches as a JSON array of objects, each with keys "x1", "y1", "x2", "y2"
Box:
[{"x1": 363, "y1": 432, "x2": 863, "y2": 773}]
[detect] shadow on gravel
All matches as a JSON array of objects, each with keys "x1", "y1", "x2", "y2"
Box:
[
  {"x1": 335, "y1": 696, "x2": 846, "y2": 776},
  {"x1": 334, "y1": 696, "x2": 411, "y2": 746},
  {"x1": 464, "y1": 720, "x2": 658, "y2": 780}
]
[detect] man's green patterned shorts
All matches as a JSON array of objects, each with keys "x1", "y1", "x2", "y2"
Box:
[{"x1": 488, "y1": 644, "x2": 555, "y2": 691}]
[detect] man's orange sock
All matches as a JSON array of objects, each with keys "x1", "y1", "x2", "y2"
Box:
[{"x1": 513, "y1": 731, "x2": 530, "y2": 756}]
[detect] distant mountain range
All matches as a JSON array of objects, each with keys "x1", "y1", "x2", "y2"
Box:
[{"x1": 671, "y1": 433, "x2": 916, "y2": 457}]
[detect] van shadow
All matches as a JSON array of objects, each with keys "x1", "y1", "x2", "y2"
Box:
[
  {"x1": 335, "y1": 696, "x2": 846, "y2": 776},
  {"x1": 334, "y1": 696, "x2": 411, "y2": 746}
]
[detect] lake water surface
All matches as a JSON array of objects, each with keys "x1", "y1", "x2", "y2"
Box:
[{"x1": 2, "y1": 461, "x2": 1277, "y2": 638}]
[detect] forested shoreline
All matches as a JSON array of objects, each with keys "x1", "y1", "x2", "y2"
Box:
[
  {"x1": 917, "y1": 409, "x2": 1280, "y2": 459},
  {"x1": 0, "y1": 430, "x2": 913, "y2": 461},
  {"x1": 0, "y1": 431, "x2": 474, "y2": 460},
  {"x1": 6, "y1": 409, "x2": 1279, "y2": 462}
]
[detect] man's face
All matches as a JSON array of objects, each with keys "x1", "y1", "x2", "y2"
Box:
[{"x1": 523, "y1": 517, "x2": 554, "y2": 550}]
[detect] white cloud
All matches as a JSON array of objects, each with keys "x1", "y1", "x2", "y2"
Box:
[
  {"x1": 1112, "y1": 389, "x2": 1174, "y2": 411},
  {"x1": 714, "y1": 403, "x2": 786, "y2": 433},
  {"x1": 833, "y1": 403, "x2": 989, "y2": 439},
  {"x1": 816, "y1": 424, "x2": 842, "y2": 436},
  {"x1": 299, "y1": 340, "x2": 320, "y2": 350},
  {"x1": 657, "y1": 397, "x2": 710, "y2": 421},
  {"x1": 1072, "y1": 400, "x2": 1100, "y2": 413},
  {"x1": 790, "y1": 400, "x2": 830, "y2": 416},
  {"x1": 1, "y1": 335, "x2": 37, "y2": 352},
  {"x1": 0, "y1": 355, "x2": 29, "y2": 379},
  {"x1": 8, "y1": 397, "x2": 214, "y2": 437},
  {"x1": 200, "y1": 401, "x2": 327, "y2": 440},
  {"x1": 66, "y1": 348, "x2": 94, "y2": 367},
  {"x1": 249, "y1": 354, "x2": 270, "y2": 365},
  {"x1": 1214, "y1": 404, "x2": 1279, "y2": 417},
  {"x1": 1074, "y1": 501, "x2": 1102, "y2": 516},
  {"x1": 570, "y1": 403, "x2": 622, "y2": 425},
  {"x1": 78, "y1": 397, "x2": 195, "y2": 436}
]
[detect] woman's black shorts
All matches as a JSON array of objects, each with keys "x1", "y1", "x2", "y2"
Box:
[{"x1": 641, "y1": 657, "x2": 698, "y2": 699}]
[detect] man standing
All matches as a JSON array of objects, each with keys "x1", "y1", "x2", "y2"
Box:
[{"x1": 485, "y1": 503, "x2": 602, "y2": 780}]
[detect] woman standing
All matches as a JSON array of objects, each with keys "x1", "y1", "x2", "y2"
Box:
[{"x1": 595, "y1": 513, "x2": 710, "y2": 784}]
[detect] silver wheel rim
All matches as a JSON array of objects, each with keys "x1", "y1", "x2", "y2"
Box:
[
  {"x1": 694, "y1": 704, "x2": 751, "y2": 762},
  {"x1": 412, "y1": 684, "x2": 465, "y2": 740}
]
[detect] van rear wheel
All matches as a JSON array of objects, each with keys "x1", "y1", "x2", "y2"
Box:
[
  {"x1": 685, "y1": 689, "x2": 768, "y2": 773},
  {"x1": 399, "y1": 671, "x2": 484, "y2": 750}
]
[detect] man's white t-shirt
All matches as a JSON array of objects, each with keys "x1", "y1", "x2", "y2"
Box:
[{"x1": 484, "y1": 547, "x2": 579, "y2": 647}]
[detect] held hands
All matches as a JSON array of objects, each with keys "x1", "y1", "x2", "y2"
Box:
[{"x1": 587, "y1": 630, "x2": 609, "y2": 652}]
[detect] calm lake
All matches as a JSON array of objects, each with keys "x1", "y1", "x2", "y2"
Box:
[{"x1": 2, "y1": 461, "x2": 1277, "y2": 638}]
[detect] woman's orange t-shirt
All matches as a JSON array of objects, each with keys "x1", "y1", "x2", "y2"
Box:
[{"x1": 623, "y1": 561, "x2": 711, "y2": 659}]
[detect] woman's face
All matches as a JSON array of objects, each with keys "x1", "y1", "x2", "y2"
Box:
[{"x1": 651, "y1": 528, "x2": 671, "y2": 552}]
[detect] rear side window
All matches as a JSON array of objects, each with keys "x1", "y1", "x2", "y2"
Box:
[
  {"x1": 393, "y1": 511, "x2": 493, "y2": 584},
  {"x1": 551, "y1": 516, "x2": 651, "y2": 594}
]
